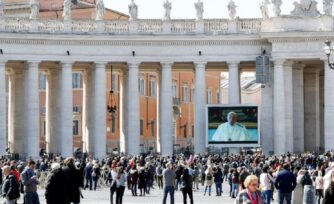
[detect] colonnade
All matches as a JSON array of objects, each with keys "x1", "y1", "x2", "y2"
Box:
[{"x1": 0, "y1": 59, "x2": 333, "y2": 158}]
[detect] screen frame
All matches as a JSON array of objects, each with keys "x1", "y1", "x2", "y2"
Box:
[{"x1": 205, "y1": 104, "x2": 261, "y2": 148}]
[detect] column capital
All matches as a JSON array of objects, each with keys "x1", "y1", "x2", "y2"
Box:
[
  {"x1": 26, "y1": 61, "x2": 40, "y2": 67},
  {"x1": 60, "y1": 62, "x2": 73, "y2": 69},
  {"x1": 160, "y1": 62, "x2": 173, "y2": 68},
  {"x1": 194, "y1": 61, "x2": 206, "y2": 69},
  {"x1": 272, "y1": 59, "x2": 286, "y2": 67},
  {"x1": 226, "y1": 60, "x2": 240, "y2": 66},
  {"x1": 127, "y1": 62, "x2": 141, "y2": 69},
  {"x1": 95, "y1": 62, "x2": 107, "y2": 69}
]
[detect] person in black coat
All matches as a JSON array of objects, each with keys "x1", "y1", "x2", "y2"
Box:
[
  {"x1": 138, "y1": 167, "x2": 146, "y2": 196},
  {"x1": 45, "y1": 163, "x2": 70, "y2": 204},
  {"x1": 323, "y1": 173, "x2": 334, "y2": 204},
  {"x1": 63, "y1": 157, "x2": 83, "y2": 204}
]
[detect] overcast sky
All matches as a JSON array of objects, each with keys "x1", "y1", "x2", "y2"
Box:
[{"x1": 105, "y1": 0, "x2": 325, "y2": 19}]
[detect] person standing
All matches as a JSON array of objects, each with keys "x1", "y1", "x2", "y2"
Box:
[
  {"x1": 235, "y1": 175, "x2": 265, "y2": 204},
  {"x1": 274, "y1": 163, "x2": 297, "y2": 204},
  {"x1": 138, "y1": 167, "x2": 146, "y2": 196},
  {"x1": 162, "y1": 163, "x2": 176, "y2": 204},
  {"x1": 21, "y1": 160, "x2": 40, "y2": 204},
  {"x1": 63, "y1": 157, "x2": 83, "y2": 204},
  {"x1": 44, "y1": 163, "x2": 70, "y2": 204},
  {"x1": 214, "y1": 167, "x2": 223, "y2": 196},
  {"x1": 181, "y1": 168, "x2": 193, "y2": 204},
  {"x1": 260, "y1": 165, "x2": 274, "y2": 204},
  {"x1": 323, "y1": 172, "x2": 334, "y2": 204},
  {"x1": 204, "y1": 167, "x2": 213, "y2": 196},
  {"x1": 84, "y1": 162, "x2": 93, "y2": 190},
  {"x1": 1, "y1": 165, "x2": 20, "y2": 204},
  {"x1": 91, "y1": 163, "x2": 101, "y2": 191}
]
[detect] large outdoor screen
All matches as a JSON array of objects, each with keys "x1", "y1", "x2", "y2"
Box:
[{"x1": 206, "y1": 105, "x2": 260, "y2": 147}]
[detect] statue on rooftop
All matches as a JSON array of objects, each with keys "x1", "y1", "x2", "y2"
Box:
[
  {"x1": 323, "y1": 0, "x2": 334, "y2": 15},
  {"x1": 260, "y1": 0, "x2": 270, "y2": 20},
  {"x1": 291, "y1": 0, "x2": 320, "y2": 17},
  {"x1": 163, "y1": 0, "x2": 172, "y2": 20},
  {"x1": 128, "y1": 0, "x2": 138, "y2": 21},
  {"x1": 271, "y1": 0, "x2": 282, "y2": 17},
  {"x1": 95, "y1": 0, "x2": 105, "y2": 20},
  {"x1": 63, "y1": 0, "x2": 72, "y2": 20},
  {"x1": 194, "y1": 0, "x2": 204, "y2": 20},
  {"x1": 227, "y1": 0, "x2": 237, "y2": 20},
  {"x1": 29, "y1": 0, "x2": 39, "y2": 20}
]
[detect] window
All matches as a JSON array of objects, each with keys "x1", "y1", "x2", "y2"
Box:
[
  {"x1": 72, "y1": 73, "x2": 81, "y2": 89},
  {"x1": 73, "y1": 106, "x2": 81, "y2": 113},
  {"x1": 39, "y1": 74, "x2": 46, "y2": 90},
  {"x1": 150, "y1": 121, "x2": 155, "y2": 137},
  {"x1": 43, "y1": 121, "x2": 46, "y2": 136},
  {"x1": 190, "y1": 88, "x2": 194, "y2": 102},
  {"x1": 182, "y1": 83, "x2": 188, "y2": 102},
  {"x1": 217, "y1": 90, "x2": 220, "y2": 104},
  {"x1": 149, "y1": 79, "x2": 155, "y2": 97},
  {"x1": 111, "y1": 114, "x2": 116, "y2": 133},
  {"x1": 172, "y1": 80, "x2": 178, "y2": 98},
  {"x1": 140, "y1": 119, "x2": 144, "y2": 136},
  {"x1": 73, "y1": 120, "x2": 79, "y2": 135},
  {"x1": 192, "y1": 125, "x2": 194, "y2": 138},
  {"x1": 207, "y1": 89, "x2": 212, "y2": 104},
  {"x1": 183, "y1": 124, "x2": 187, "y2": 138},
  {"x1": 40, "y1": 107, "x2": 46, "y2": 114},
  {"x1": 139, "y1": 78, "x2": 145, "y2": 96}
]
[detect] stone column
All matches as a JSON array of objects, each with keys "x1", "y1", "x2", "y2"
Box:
[
  {"x1": 228, "y1": 61, "x2": 240, "y2": 154},
  {"x1": 194, "y1": 62, "x2": 206, "y2": 154},
  {"x1": 273, "y1": 60, "x2": 286, "y2": 154},
  {"x1": 293, "y1": 63, "x2": 305, "y2": 153},
  {"x1": 127, "y1": 62, "x2": 140, "y2": 155},
  {"x1": 0, "y1": 61, "x2": 6, "y2": 154},
  {"x1": 58, "y1": 62, "x2": 73, "y2": 157},
  {"x1": 93, "y1": 62, "x2": 107, "y2": 158},
  {"x1": 82, "y1": 69, "x2": 93, "y2": 154},
  {"x1": 228, "y1": 61, "x2": 240, "y2": 104},
  {"x1": 304, "y1": 68, "x2": 320, "y2": 152},
  {"x1": 284, "y1": 61, "x2": 294, "y2": 153},
  {"x1": 324, "y1": 61, "x2": 334, "y2": 151},
  {"x1": 45, "y1": 70, "x2": 60, "y2": 154},
  {"x1": 260, "y1": 66, "x2": 273, "y2": 155},
  {"x1": 159, "y1": 62, "x2": 173, "y2": 155},
  {"x1": 7, "y1": 69, "x2": 15, "y2": 154},
  {"x1": 25, "y1": 61, "x2": 40, "y2": 159},
  {"x1": 120, "y1": 68, "x2": 128, "y2": 154}
]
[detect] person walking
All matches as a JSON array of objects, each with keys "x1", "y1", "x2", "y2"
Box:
[
  {"x1": 231, "y1": 168, "x2": 240, "y2": 198},
  {"x1": 109, "y1": 163, "x2": 118, "y2": 204},
  {"x1": 44, "y1": 163, "x2": 70, "y2": 204},
  {"x1": 235, "y1": 175, "x2": 265, "y2": 204},
  {"x1": 274, "y1": 163, "x2": 297, "y2": 204},
  {"x1": 162, "y1": 163, "x2": 176, "y2": 204},
  {"x1": 84, "y1": 162, "x2": 93, "y2": 190},
  {"x1": 156, "y1": 164, "x2": 163, "y2": 189},
  {"x1": 91, "y1": 163, "x2": 101, "y2": 191},
  {"x1": 315, "y1": 171, "x2": 324, "y2": 204},
  {"x1": 21, "y1": 160, "x2": 40, "y2": 204},
  {"x1": 115, "y1": 167, "x2": 126, "y2": 204},
  {"x1": 138, "y1": 167, "x2": 146, "y2": 196},
  {"x1": 129, "y1": 165, "x2": 138, "y2": 196},
  {"x1": 181, "y1": 168, "x2": 193, "y2": 204}
]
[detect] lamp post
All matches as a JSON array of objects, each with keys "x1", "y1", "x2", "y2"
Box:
[{"x1": 324, "y1": 40, "x2": 334, "y2": 69}]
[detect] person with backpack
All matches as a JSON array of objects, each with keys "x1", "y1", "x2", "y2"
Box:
[
  {"x1": 1, "y1": 165, "x2": 20, "y2": 204},
  {"x1": 204, "y1": 167, "x2": 213, "y2": 196}
]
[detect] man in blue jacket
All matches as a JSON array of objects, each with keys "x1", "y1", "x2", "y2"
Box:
[{"x1": 274, "y1": 163, "x2": 297, "y2": 204}]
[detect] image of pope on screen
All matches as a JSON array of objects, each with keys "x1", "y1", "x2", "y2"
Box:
[{"x1": 211, "y1": 111, "x2": 249, "y2": 142}]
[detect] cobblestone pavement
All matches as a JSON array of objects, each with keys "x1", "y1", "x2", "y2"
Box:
[{"x1": 0, "y1": 181, "x2": 280, "y2": 204}]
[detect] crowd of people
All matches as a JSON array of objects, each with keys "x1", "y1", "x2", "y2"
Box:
[{"x1": 0, "y1": 150, "x2": 334, "y2": 204}]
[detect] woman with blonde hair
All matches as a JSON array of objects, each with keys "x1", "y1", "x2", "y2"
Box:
[
  {"x1": 235, "y1": 175, "x2": 265, "y2": 204},
  {"x1": 204, "y1": 167, "x2": 213, "y2": 196}
]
